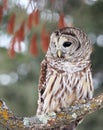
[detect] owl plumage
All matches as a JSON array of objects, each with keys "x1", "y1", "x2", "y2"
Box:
[{"x1": 36, "y1": 27, "x2": 94, "y2": 129}]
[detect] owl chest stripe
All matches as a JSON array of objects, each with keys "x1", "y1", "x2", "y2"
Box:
[
  {"x1": 51, "y1": 74, "x2": 62, "y2": 94},
  {"x1": 43, "y1": 72, "x2": 62, "y2": 102},
  {"x1": 46, "y1": 73, "x2": 62, "y2": 94},
  {"x1": 43, "y1": 72, "x2": 57, "y2": 98}
]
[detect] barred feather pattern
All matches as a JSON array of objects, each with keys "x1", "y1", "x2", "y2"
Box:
[
  {"x1": 36, "y1": 27, "x2": 94, "y2": 129},
  {"x1": 37, "y1": 58, "x2": 93, "y2": 115}
]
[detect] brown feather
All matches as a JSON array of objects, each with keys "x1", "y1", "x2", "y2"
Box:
[{"x1": 36, "y1": 27, "x2": 94, "y2": 130}]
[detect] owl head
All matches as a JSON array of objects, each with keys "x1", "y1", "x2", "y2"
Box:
[{"x1": 46, "y1": 27, "x2": 92, "y2": 63}]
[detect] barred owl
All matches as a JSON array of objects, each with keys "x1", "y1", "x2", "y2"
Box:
[{"x1": 36, "y1": 27, "x2": 94, "y2": 129}]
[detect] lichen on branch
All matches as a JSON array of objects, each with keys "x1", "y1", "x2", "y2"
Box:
[{"x1": 0, "y1": 93, "x2": 103, "y2": 130}]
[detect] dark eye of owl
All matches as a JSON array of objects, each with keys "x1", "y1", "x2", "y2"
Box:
[{"x1": 63, "y1": 42, "x2": 72, "y2": 48}]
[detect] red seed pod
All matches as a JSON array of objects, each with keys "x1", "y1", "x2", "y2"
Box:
[
  {"x1": 2, "y1": 0, "x2": 8, "y2": 10},
  {"x1": 27, "y1": 12, "x2": 33, "y2": 30},
  {"x1": 30, "y1": 34, "x2": 38, "y2": 56},
  {"x1": 58, "y1": 13, "x2": 65, "y2": 28},
  {"x1": 7, "y1": 13, "x2": 15, "y2": 34},
  {"x1": 8, "y1": 36, "x2": 16, "y2": 57},
  {"x1": 18, "y1": 21, "x2": 25, "y2": 41},
  {"x1": 14, "y1": 31, "x2": 21, "y2": 52},
  {"x1": 33, "y1": 9, "x2": 39, "y2": 25},
  {"x1": 0, "y1": 5, "x2": 3, "y2": 23},
  {"x1": 41, "y1": 26, "x2": 50, "y2": 53},
  {"x1": 14, "y1": 21, "x2": 25, "y2": 51}
]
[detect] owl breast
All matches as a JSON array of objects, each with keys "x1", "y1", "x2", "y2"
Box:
[{"x1": 41, "y1": 62, "x2": 93, "y2": 114}]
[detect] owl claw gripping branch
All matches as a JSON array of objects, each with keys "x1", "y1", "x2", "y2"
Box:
[{"x1": 36, "y1": 27, "x2": 94, "y2": 130}]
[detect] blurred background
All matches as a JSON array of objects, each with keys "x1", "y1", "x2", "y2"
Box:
[{"x1": 0, "y1": 0, "x2": 103, "y2": 130}]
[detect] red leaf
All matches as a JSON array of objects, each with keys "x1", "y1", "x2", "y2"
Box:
[
  {"x1": 33, "y1": 9, "x2": 39, "y2": 25},
  {"x1": 30, "y1": 34, "x2": 38, "y2": 56},
  {"x1": 58, "y1": 13, "x2": 65, "y2": 28},
  {"x1": 41, "y1": 26, "x2": 50, "y2": 53},
  {"x1": 0, "y1": 5, "x2": 3, "y2": 23},
  {"x1": 7, "y1": 14, "x2": 15, "y2": 34}
]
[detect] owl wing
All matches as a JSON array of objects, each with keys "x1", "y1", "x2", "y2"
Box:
[
  {"x1": 36, "y1": 58, "x2": 47, "y2": 115},
  {"x1": 38, "y1": 58, "x2": 47, "y2": 90}
]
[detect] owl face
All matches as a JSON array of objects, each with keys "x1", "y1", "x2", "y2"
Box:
[
  {"x1": 47, "y1": 27, "x2": 92, "y2": 62},
  {"x1": 50, "y1": 32, "x2": 80, "y2": 59}
]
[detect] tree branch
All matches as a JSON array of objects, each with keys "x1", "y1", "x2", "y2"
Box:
[{"x1": 0, "y1": 93, "x2": 103, "y2": 130}]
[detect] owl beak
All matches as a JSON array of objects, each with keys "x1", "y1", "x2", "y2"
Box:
[{"x1": 57, "y1": 50, "x2": 62, "y2": 58}]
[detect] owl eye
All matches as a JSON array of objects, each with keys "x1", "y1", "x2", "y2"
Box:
[{"x1": 63, "y1": 42, "x2": 72, "y2": 48}]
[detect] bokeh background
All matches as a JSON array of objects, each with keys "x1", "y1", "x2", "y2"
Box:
[{"x1": 0, "y1": 0, "x2": 103, "y2": 130}]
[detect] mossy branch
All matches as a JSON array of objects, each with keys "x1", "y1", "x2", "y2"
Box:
[{"x1": 0, "y1": 93, "x2": 103, "y2": 130}]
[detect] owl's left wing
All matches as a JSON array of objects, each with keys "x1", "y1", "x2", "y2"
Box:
[{"x1": 36, "y1": 58, "x2": 47, "y2": 115}]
